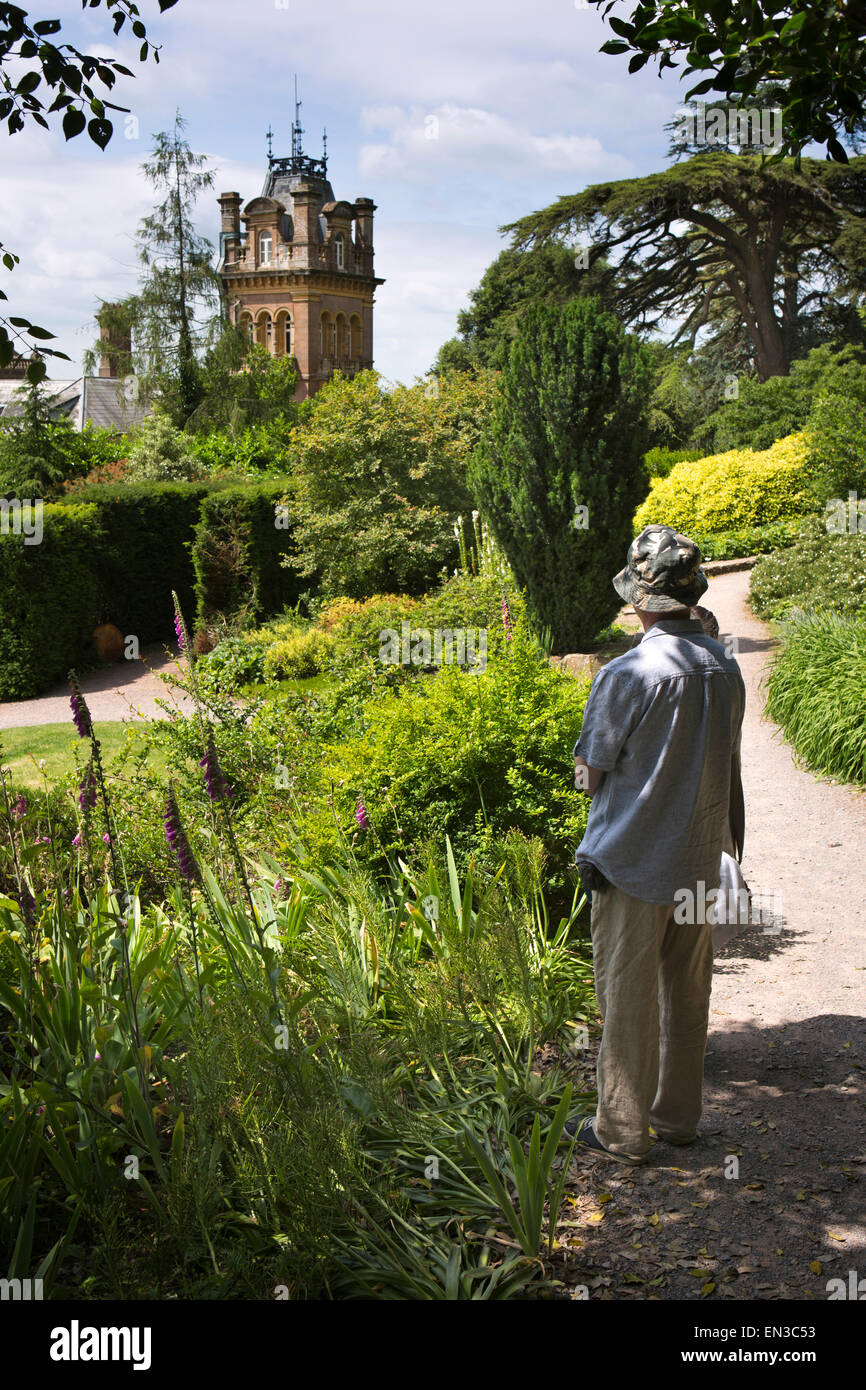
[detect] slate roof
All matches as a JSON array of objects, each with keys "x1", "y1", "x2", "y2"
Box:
[{"x1": 0, "y1": 376, "x2": 148, "y2": 433}]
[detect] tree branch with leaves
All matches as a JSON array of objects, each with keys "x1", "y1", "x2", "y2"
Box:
[{"x1": 0, "y1": 0, "x2": 180, "y2": 382}]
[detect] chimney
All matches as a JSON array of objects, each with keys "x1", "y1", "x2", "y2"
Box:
[
  {"x1": 290, "y1": 182, "x2": 321, "y2": 269},
  {"x1": 353, "y1": 197, "x2": 376, "y2": 248},
  {"x1": 0, "y1": 354, "x2": 28, "y2": 380},
  {"x1": 218, "y1": 191, "x2": 242, "y2": 264},
  {"x1": 97, "y1": 303, "x2": 132, "y2": 379}
]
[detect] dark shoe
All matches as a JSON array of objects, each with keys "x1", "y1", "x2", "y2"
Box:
[{"x1": 563, "y1": 1115, "x2": 648, "y2": 1166}]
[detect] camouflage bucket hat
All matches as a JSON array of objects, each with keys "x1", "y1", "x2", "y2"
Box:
[{"x1": 613, "y1": 524, "x2": 709, "y2": 612}]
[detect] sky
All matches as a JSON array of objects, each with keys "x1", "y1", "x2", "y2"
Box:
[{"x1": 1, "y1": 0, "x2": 696, "y2": 385}]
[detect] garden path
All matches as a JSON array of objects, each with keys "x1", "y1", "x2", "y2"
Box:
[
  {"x1": 558, "y1": 567, "x2": 866, "y2": 1302},
  {"x1": 0, "y1": 646, "x2": 196, "y2": 730}
]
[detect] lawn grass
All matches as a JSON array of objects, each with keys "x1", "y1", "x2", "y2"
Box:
[{"x1": 0, "y1": 722, "x2": 170, "y2": 789}]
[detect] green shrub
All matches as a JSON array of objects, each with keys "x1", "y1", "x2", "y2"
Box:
[
  {"x1": 191, "y1": 481, "x2": 302, "y2": 632},
  {"x1": 186, "y1": 421, "x2": 294, "y2": 477},
  {"x1": 311, "y1": 573, "x2": 525, "y2": 673},
  {"x1": 696, "y1": 519, "x2": 807, "y2": 561},
  {"x1": 805, "y1": 390, "x2": 866, "y2": 506},
  {"x1": 694, "y1": 345, "x2": 866, "y2": 454},
  {"x1": 0, "y1": 502, "x2": 103, "y2": 699},
  {"x1": 124, "y1": 409, "x2": 203, "y2": 482},
  {"x1": 469, "y1": 297, "x2": 652, "y2": 652},
  {"x1": 196, "y1": 633, "x2": 269, "y2": 689},
  {"x1": 263, "y1": 627, "x2": 338, "y2": 680},
  {"x1": 286, "y1": 369, "x2": 493, "y2": 598},
  {"x1": 294, "y1": 615, "x2": 591, "y2": 896},
  {"x1": 635, "y1": 433, "x2": 820, "y2": 541},
  {"x1": 749, "y1": 517, "x2": 866, "y2": 621},
  {"x1": 765, "y1": 612, "x2": 866, "y2": 784},
  {"x1": 643, "y1": 446, "x2": 702, "y2": 479},
  {"x1": 416, "y1": 570, "x2": 525, "y2": 636}
]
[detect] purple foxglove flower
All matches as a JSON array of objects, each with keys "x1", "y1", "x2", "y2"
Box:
[
  {"x1": 355, "y1": 798, "x2": 369, "y2": 831},
  {"x1": 72, "y1": 832, "x2": 82, "y2": 848},
  {"x1": 68, "y1": 672, "x2": 93, "y2": 739},
  {"x1": 163, "y1": 790, "x2": 201, "y2": 884},
  {"x1": 79, "y1": 763, "x2": 98, "y2": 812},
  {"x1": 199, "y1": 732, "x2": 232, "y2": 803},
  {"x1": 501, "y1": 597, "x2": 513, "y2": 643},
  {"x1": 19, "y1": 886, "x2": 35, "y2": 925},
  {"x1": 11, "y1": 794, "x2": 26, "y2": 820},
  {"x1": 172, "y1": 592, "x2": 189, "y2": 655},
  {"x1": 102, "y1": 832, "x2": 111, "y2": 846}
]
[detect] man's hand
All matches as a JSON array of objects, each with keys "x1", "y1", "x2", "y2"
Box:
[{"x1": 574, "y1": 756, "x2": 605, "y2": 796}]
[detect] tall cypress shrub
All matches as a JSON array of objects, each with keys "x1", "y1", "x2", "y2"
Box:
[{"x1": 468, "y1": 297, "x2": 652, "y2": 651}]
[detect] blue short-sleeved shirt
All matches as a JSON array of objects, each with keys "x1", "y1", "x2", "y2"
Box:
[{"x1": 573, "y1": 617, "x2": 745, "y2": 906}]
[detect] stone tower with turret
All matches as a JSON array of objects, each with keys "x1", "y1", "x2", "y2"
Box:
[{"x1": 216, "y1": 92, "x2": 383, "y2": 400}]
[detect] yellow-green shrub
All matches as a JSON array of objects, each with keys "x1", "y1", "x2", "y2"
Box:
[
  {"x1": 634, "y1": 433, "x2": 819, "y2": 536},
  {"x1": 317, "y1": 594, "x2": 422, "y2": 633},
  {"x1": 263, "y1": 627, "x2": 338, "y2": 680}
]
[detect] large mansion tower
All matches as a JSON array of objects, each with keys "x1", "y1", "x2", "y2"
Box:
[{"x1": 216, "y1": 91, "x2": 383, "y2": 400}]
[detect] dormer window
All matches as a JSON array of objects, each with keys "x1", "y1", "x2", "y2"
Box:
[
  {"x1": 335, "y1": 233, "x2": 345, "y2": 270},
  {"x1": 259, "y1": 231, "x2": 273, "y2": 266}
]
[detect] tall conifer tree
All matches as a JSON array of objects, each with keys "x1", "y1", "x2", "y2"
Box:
[{"x1": 469, "y1": 297, "x2": 651, "y2": 652}]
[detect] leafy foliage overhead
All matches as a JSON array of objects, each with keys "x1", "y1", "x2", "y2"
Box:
[
  {"x1": 0, "y1": 0, "x2": 180, "y2": 381},
  {"x1": 503, "y1": 153, "x2": 866, "y2": 380},
  {"x1": 589, "y1": 0, "x2": 866, "y2": 161}
]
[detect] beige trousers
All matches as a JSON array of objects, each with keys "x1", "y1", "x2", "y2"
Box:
[{"x1": 589, "y1": 881, "x2": 714, "y2": 1161}]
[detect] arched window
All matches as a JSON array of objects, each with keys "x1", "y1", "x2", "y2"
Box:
[
  {"x1": 259, "y1": 231, "x2": 273, "y2": 266},
  {"x1": 336, "y1": 314, "x2": 349, "y2": 359},
  {"x1": 335, "y1": 233, "x2": 345, "y2": 270},
  {"x1": 350, "y1": 315, "x2": 363, "y2": 358},
  {"x1": 256, "y1": 312, "x2": 271, "y2": 350},
  {"x1": 320, "y1": 313, "x2": 336, "y2": 359},
  {"x1": 274, "y1": 310, "x2": 292, "y2": 358},
  {"x1": 239, "y1": 312, "x2": 254, "y2": 345}
]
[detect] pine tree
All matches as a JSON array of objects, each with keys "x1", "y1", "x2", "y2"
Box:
[{"x1": 468, "y1": 297, "x2": 651, "y2": 652}]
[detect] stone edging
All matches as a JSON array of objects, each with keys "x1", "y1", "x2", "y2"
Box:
[{"x1": 703, "y1": 555, "x2": 758, "y2": 575}]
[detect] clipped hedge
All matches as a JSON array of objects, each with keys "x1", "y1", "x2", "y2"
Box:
[
  {"x1": 0, "y1": 502, "x2": 103, "y2": 699},
  {"x1": 55, "y1": 481, "x2": 212, "y2": 644},
  {"x1": 634, "y1": 434, "x2": 820, "y2": 548},
  {"x1": 191, "y1": 481, "x2": 301, "y2": 632},
  {"x1": 3, "y1": 477, "x2": 300, "y2": 698}
]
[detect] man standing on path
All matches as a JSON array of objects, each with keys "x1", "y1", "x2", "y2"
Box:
[{"x1": 568, "y1": 524, "x2": 746, "y2": 1165}]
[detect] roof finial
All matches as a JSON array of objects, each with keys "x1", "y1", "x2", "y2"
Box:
[
  {"x1": 322, "y1": 126, "x2": 328, "y2": 172},
  {"x1": 266, "y1": 123, "x2": 274, "y2": 163},
  {"x1": 292, "y1": 74, "x2": 304, "y2": 161}
]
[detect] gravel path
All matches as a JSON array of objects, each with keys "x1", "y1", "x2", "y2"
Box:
[
  {"x1": 557, "y1": 568, "x2": 866, "y2": 1302},
  {"x1": 0, "y1": 647, "x2": 196, "y2": 730}
]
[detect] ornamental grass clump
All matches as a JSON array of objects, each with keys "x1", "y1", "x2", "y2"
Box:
[{"x1": 765, "y1": 611, "x2": 866, "y2": 785}]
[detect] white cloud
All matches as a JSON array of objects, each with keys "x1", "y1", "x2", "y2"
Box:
[
  {"x1": 371, "y1": 220, "x2": 505, "y2": 385},
  {"x1": 359, "y1": 103, "x2": 633, "y2": 182}
]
